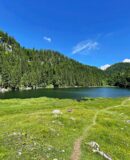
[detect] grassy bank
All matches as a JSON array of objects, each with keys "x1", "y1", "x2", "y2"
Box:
[{"x1": 0, "y1": 97, "x2": 130, "y2": 160}]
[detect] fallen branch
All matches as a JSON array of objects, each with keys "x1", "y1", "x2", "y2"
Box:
[{"x1": 88, "y1": 141, "x2": 112, "y2": 160}]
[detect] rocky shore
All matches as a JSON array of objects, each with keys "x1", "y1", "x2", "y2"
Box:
[{"x1": 0, "y1": 88, "x2": 10, "y2": 93}]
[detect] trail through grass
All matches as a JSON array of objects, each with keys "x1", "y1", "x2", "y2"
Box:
[
  {"x1": 71, "y1": 97, "x2": 130, "y2": 160},
  {"x1": 0, "y1": 97, "x2": 130, "y2": 160}
]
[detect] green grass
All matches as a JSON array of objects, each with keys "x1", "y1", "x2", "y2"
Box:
[{"x1": 0, "y1": 97, "x2": 130, "y2": 160}]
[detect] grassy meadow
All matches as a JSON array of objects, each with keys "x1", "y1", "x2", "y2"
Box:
[{"x1": 0, "y1": 97, "x2": 130, "y2": 160}]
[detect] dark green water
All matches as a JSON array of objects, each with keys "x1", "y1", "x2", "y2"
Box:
[{"x1": 0, "y1": 87, "x2": 130, "y2": 99}]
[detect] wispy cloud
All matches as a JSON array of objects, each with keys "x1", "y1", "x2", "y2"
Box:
[
  {"x1": 43, "y1": 36, "x2": 52, "y2": 43},
  {"x1": 123, "y1": 58, "x2": 130, "y2": 63},
  {"x1": 100, "y1": 64, "x2": 111, "y2": 70},
  {"x1": 72, "y1": 40, "x2": 99, "y2": 54}
]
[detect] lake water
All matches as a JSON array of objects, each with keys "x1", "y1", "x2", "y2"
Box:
[{"x1": 0, "y1": 87, "x2": 130, "y2": 99}]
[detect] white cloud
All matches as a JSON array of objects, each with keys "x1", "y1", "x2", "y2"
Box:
[
  {"x1": 43, "y1": 36, "x2": 52, "y2": 43},
  {"x1": 123, "y1": 58, "x2": 130, "y2": 63},
  {"x1": 100, "y1": 58, "x2": 130, "y2": 71},
  {"x1": 100, "y1": 64, "x2": 111, "y2": 70},
  {"x1": 72, "y1": 40, "x2": 99, "y2": 54}
]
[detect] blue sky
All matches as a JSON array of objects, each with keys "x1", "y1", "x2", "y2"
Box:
[{"x1": 0, "y1": 0, "x2": 130, "y2": 68}]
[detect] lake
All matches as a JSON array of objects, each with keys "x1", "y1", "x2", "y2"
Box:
[{"x1": 0, "y1": 87, "x2": 130, "y2": 99}]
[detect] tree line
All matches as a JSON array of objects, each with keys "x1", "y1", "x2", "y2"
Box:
[
  {"x1": 106, "y1": 63, "x2": 130, "y2": 88},
  {"x1": 0, "y1": 31, "x2": 106, "y2": 90}
]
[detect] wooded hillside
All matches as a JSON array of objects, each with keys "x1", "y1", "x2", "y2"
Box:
[{"x1": 0, "y1": 31, "x2": 106, "y2": 90}]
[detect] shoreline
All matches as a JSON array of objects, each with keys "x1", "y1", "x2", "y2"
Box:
[
  {"x1": 0, "y1": 85, "x2": 118, "y2": 93},
  {"x1": 0, "y1": 85, "x2": 124, "y2": 93}
]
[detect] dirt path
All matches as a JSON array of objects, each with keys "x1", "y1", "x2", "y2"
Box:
[
  {"x1": 70, "y1": 98, "x2": 130, "y2": 160},
  {"x1": 70, "y1": 137, "x2": 82, "y2": 160},
  {"x1": 70, "y1": 111, "x2": 99, "y2": 160}
]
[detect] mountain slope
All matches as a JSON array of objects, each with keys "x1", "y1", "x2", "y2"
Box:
[
  {"x1": 0, "y1": 30, "x2": 106, "y2": 90},
  {"x1": 106, "y1": 63, "x2": 130, "y2": 87},
  {"x1": 106, "y1": 62, "x2": 130, "y2": 74}
]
